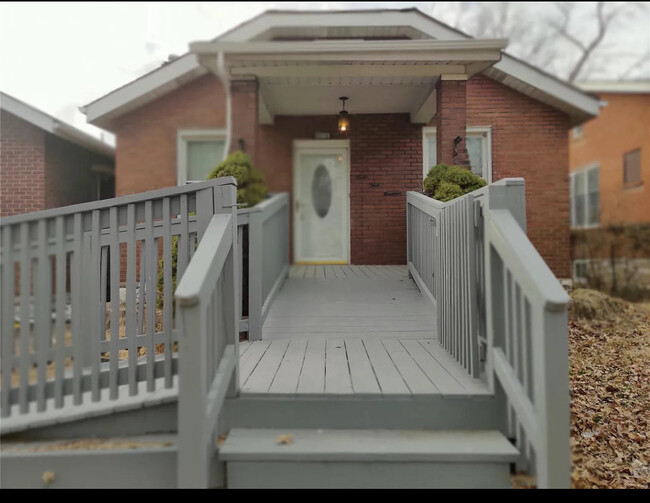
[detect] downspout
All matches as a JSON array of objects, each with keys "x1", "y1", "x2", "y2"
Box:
[{"x1": 214, "y1": 51, "x2": 232, "y2": 154}]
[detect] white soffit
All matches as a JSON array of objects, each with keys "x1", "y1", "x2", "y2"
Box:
[
  {"x1": 576, "y1": 81, "x2": 650, "y2": 94},
  {"x1": 82, "y1": 54, "x2": 208, "y2": 131}
]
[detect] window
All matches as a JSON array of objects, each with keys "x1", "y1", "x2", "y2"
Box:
[
  {"x1": 572, "y1": 259, "x2": 589, "y2": 285},
  {"x1": 422, "y1": 126, "x2": 492, "y2": 181},
  {"x1": 572, "y1": 125, "x2": 584, "y2": 139},
  {"x1": 570, "y1": 164, "x2": 599, "y2": 228},
  {"x1": 422, "y1": 127, "x2": 437, "y2": 178},
  {"x1": 177, "y1": 129, "x2": 227, "y2": 184},
  {"x1": 623, "y1": 149, "x2": 642, "y2": 187}
]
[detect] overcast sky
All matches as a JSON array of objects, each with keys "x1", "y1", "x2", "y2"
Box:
[{"x1": 1, "y1": 1, "x2": 648, "y2": 144}]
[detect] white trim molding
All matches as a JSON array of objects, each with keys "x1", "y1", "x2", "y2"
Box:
[
  {"x1": 177, "y1": 129, "x2": 227, "y2": 185},
  {"x1": 421, "y1": 126, "x2": 493, "y2": 182},
  {"x1": 292, "y1": 139, "x2": 351, "y2": 264}
]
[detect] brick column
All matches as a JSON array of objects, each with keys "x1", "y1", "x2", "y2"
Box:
[
  {"x1": 229, "y1": 80, "x2": 258, "y2": 164},
  {"x1": 435, "y1": 76, "x2": 470, "y2": 168}
]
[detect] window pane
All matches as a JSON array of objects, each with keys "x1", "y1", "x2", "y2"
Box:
[
  {"x1": 570, "y1": 175, "x2": 577, "y2": 227},
  {"x1": 587, "y1": 168, "x2": 599, "y2": 226},
  {"x1": 187, "y1": 140, "x2": 225, "y2": 181},
  {"x1": 466, "y1": 136, "x2": 484, "y2": 178},
  {"x1": 575, "y1": 194, "x2": 586, "y2": 227},
  {"x1": 624, "y1": 149, "x2": 641, "y2": 185},
  {"x1": 426, "y1": 135, "x2": 437, "y2": 175}
]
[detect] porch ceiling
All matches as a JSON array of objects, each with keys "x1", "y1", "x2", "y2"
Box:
[{"x1": 193, "y1": 39, "x2": 506, "y2": 125}]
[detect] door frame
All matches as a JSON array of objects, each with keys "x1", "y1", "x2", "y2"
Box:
[{"x1": 292, "y1": 139, "x2": 351, "y2": 264}]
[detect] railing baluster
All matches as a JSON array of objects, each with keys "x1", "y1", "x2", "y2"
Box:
[
  {"x1": 162, "y1": 197, "x2": 173, "y2": 388},
  {"x1": 109, "y1": 207, "x2": 120, "y2": 400},
  {"x1": 90, "y1": 210, "x2": 101, "y2": 402},
  {"x1": 18, "y1": 222, "x2": 31, "y2": 414},
  {"x1": 35, "y1": 219, "x2": 51, "y2": 412},
  {"x1": 126, "y1": 204, "x2": 138, "y2": 396},
  {"x1": 1, "y1": 225, "x2": 15, "y2": 417},
  {"x1": 53, "y1": 216, "x2": 66, "y2": 409},
  {"x1": 71, "y1": 213, "x2": 83, "y2": 405},
  {"x1": 145, "y1": 200, "x2": 156, "y2": 392}
]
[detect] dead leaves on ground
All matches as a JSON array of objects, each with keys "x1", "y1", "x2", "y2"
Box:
[{"x1": 569, "y1": 297, "x2": 650, "y2": 489}]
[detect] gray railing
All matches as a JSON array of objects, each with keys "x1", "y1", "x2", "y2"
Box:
[
  {"x1": 407, "y1": 188, "x2": 484, "y2": 378},
  {"x1": 237, "y1": 193, "x2": 290, "y2": 341},
  {"x1": 407, "y1": 179, "x2": 571, "y2": 488},
  {"x1": 175, "y1": 181, "x2": 239, "y2": 488},
  {"x1": 484, "y1": 184, "x2": 570, "y2": 489},
  {"x1": 0, "y1": 178, "x2": 236, "y2": 419}
]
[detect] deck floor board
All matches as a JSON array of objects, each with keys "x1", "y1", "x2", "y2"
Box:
[{"x1": 238, "y1": 266, "x2": 489, "y2": 398}]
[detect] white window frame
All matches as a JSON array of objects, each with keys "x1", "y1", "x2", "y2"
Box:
[
  {"x1": 572, "y1": 259, "x2": 589, "y2": 285},
  {"x1": 570, "y1": 163, "x2": 600, "y2": 229},
  {"x1": 422, "y1": 126, "x2": 437, "y2": 179},
  {"x1": 422, "y1": 126, "x2": 493, "y2": 182},
  {"x1": 177, "y1": 129, "x2": 227, "y2": 185},
  {"x1": 572, "y1": 125, "x2": 584, "y2": 139}
]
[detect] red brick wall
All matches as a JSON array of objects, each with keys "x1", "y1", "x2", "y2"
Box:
[
  {"x1": 465, "y1": 75, "x2": 571, "y2": 278},
  {"x1": 44, "y1": 135, "x2": 114, "y2": 208},
  {"x1": 257, "y1": 114, "x2": 422, "y2": 265},
  {"x1": 113, "y1": 74, "x2": 226, "y2": 196},
  {"x1": 230, "y1": 80, "x2": 258, "y2": 164},
  {"x1": 0, "y1": 110, "x2": 46, "y2": 216},
  {"x1": 436, "y1": 79, "x2": 470, "y2": 166}
]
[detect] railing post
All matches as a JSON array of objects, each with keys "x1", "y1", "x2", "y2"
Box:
[
  {"x1": 248, "y1": 209, "x2": 263, "y2": 341},
  {"x1": 533, "y1": 304, "x2": 571, "y2": 488},
  {"x1": 487, "y1": 179, "x2": 526, "y2": 233},
  {"x1": 177, "y1": 300, "x2": 211, "y2": 488}
]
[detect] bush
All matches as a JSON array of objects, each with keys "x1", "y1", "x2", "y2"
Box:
[
  {"x1": 207, "y1": 150, "x2": 268, "y2": 207},
  {"x1": 423, "y1": 163, "x2": 487, "y2": 202}
]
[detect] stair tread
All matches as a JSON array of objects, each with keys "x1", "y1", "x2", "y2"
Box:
[{"x1": 220, "y1": 429, "x2": 519, "y2": 462}]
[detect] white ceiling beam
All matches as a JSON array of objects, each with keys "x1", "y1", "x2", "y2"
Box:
[
  {"x1": 410, "y1": 82, "x2": 438, "y2": 124},
  {"x1": 258, "y1": 90, "x2": 274, "y2": 125},
  {"x1": 230, "y1": 64, "x2": 466, "y2": 79}
]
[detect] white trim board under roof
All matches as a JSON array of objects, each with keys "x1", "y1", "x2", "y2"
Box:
[
  {"x1": 82, "y1": 8, "x2": 600, "y2": 130},
  {"x1": 1, "y1": 92, "x2": 114, "y2": 158},
  {"x1": 576, "y1": 81, "x2": 650, "y2": 94}
]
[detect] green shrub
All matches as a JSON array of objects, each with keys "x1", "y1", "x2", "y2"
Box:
[
  {"x1": 423, "y1": 163, "x2": 487, "y2": 202},
  {"x1": 157, "y1": 150, "x2": 268, "y2": 308},
  {"x1": 207, "y1": 150, "x2": 268, "y2": 207}
]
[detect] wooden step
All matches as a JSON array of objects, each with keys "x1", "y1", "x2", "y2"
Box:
[{"x1": 221, "y1": 428, "x2": 518, "y2": 488}]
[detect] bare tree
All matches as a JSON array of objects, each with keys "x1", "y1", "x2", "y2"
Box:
[{"x1": 430, "y1": 2, "x2": 649, "y2": 83}]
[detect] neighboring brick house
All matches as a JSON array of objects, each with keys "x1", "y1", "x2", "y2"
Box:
[
  {"x1": 569, "y1": 81, "x2": 650, "y2": 296},
  {"x1": 1, "y1": 92, "x2": 115, "y2": 217},
  {"x1": 82, "y1": 9, "x2": 600, "y2": 278}
]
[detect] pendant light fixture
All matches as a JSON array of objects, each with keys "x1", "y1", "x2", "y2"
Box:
[{"x1": 337, "y1": 96, "x2": 350, "y2": 133}]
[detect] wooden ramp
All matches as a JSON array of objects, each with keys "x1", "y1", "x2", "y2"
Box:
[
  {"x1": 264, "y1": 265, "x2": 436, "y2": 340},
  {"x1": 240, "y1": 266, "x2": 487, "y2": 398}
]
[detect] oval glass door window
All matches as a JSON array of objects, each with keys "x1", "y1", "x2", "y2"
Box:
[{"x1": 311, "y1": 164, "x2": 332, "y2": 218}]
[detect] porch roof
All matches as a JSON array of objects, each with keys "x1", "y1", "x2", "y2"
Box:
[
  {"x1": 192, "y1": 38, "x2": 506, "y2": 124},
  {"x1": 81, "y1": 9, "x2": 600, "y2": 130}
]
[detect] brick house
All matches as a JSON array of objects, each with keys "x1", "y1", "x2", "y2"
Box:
[
  {"x1": 569, "y1": 81, "x2": 650, "y2": 295},
  {"x1": 82, "y1": 9, "x2": 599, "y2": 278},
  {"x1": 1, "y1": 92, "x2": 115, "y2": 217}
]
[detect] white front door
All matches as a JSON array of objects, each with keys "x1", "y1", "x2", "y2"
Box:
[{"x1": 293, "y1": 141, "x2": 350, "y2": 264}]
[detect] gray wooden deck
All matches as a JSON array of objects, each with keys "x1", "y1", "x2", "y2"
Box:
[{"x1": 239, "y1": 266, "x2": 488, "y2": 397}]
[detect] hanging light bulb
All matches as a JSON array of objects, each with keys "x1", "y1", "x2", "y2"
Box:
[{"x1": 338, "y1": 96, "x2": 350, "y2": 133}]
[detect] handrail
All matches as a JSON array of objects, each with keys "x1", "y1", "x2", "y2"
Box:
[
  {"x1": 175, "y1": 214, "x2": 233, "y2": 307},
  {"x1": 0, "y1": 178, "x2": 235, "y2": 226},
  {"x1": 176, "y1": 185, "x2": 239, "y2": 488},
  {"x1": 484, "y1": 195, "x2": 571, "y2": 489},
  {"x1": 485, "y1": 210, "x2": 569, "y2": 311}
]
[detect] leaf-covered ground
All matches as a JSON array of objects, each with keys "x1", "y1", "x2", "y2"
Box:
[{"x1": 568, "y1": 291, "x2": 650, "y2": 489}]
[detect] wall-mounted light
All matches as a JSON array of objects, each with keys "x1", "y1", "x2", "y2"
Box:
[{"x1": 338, "y1": 96, "x2": 350, "y2": 133}]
